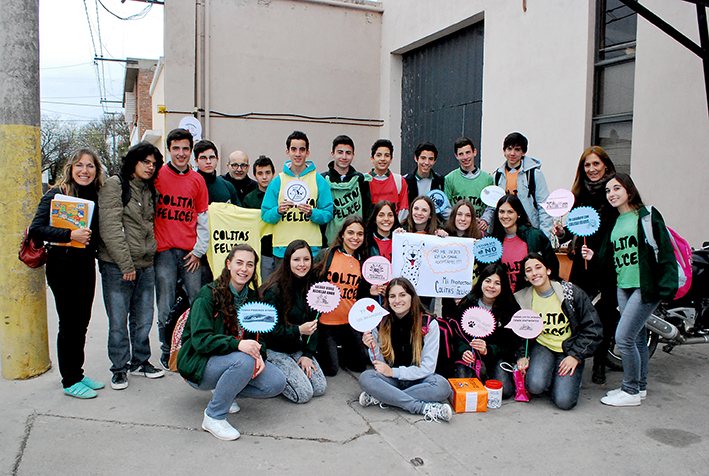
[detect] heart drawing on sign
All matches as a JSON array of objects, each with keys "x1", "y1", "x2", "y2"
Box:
[{"x1": 366, "y1": 305, "x2": 375, "y2": 312}]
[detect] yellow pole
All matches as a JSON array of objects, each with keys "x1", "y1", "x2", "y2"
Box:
[
  {"x1": 0, "y1": 0, "x2": 51, "y2": 379},
  {"x1": 0, "y1": 125, "x2": 51, "y2": 379}
]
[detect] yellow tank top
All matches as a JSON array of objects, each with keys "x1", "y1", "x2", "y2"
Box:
[{"x1": 274, "y1": 170, "x2": 322, "y2": 248}]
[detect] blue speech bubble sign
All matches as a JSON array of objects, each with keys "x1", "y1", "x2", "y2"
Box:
[
  {"x1": 426, "y1": 189, "x2": 450, "y2": 215},
  {"x1": 566, "y1": 206, "x2": 601, "y2": 237},
  {"x1": 473, "y1": 236, "x2": 503, "y2": 264},
  {"x1": 238, "y1": 302, "x2": 278, "y2": 333}
]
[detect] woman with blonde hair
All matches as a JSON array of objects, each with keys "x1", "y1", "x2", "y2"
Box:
[{"x1": 30, "y1": 149, "x2": 106, "y2": 398}]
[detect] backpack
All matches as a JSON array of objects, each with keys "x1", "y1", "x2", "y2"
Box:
[
  {"x1": 495, "y1": 168, "x2": 537, "y2": 208},
  {"x1": 423, "y1": 314, "x2": 468, "y2": 378},
  {"x1": 641, "y1": 207, "x2": 692, "y2": 299}
]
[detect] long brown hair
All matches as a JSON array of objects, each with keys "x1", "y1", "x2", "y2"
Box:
[
  {"x1": 405, "y1": 195, "x2": 438, "y2": 234},
  {"x1": 445, "y1": 199, "x2": 482, "y2": 238},
  {"x1": 55, "y1": 148, "x2": 105, "y2": 196},
  {"x1": 570, "y1": 146, "x2": 617, "y2": 202},
  {"x1": 260, "y1": 239, "x2": 312, "y2": 325},
  {"x1": 314, "y1": 215, "x2": 368, "y2": 278},
  {"x1": 379, "y1": 277, "x2": 424, "y2": 366},
  {"x1": 605, "y1": 172, "x2": 644, "y2": 210},
  {"x1": 214, "y1": 244, "x2": 260, "y2": 335}
]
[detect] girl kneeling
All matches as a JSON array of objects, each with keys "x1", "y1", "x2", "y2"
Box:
[
  {"x1": 359, "y1": 278, "x2": 453, "y2": 422},
  {"x1": 262, "y1": 240, "x2": 326, "y2": 403},
  {"x1": 514, "y1": 253, "x2": 602, "y2": 410},
  {"x1": 177, "y1": 245, "x2": 286, "y2": 440}
]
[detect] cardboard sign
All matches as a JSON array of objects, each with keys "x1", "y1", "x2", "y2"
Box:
[
  {"x1": 392, "y1": 232, "x2": 477, "y2": 298},
  {"x1": 542, "y1": 188, "x2": 575, "y2": 217},
  {"x1": 566, "y1": 206, "x2": 601, "y2": 237},
  {"x1": 461, "y1": 307, "x2": 496, "y2": 338},
  {"x1": 505, "y1": 309, "x2": 543, "y2": 339},
  {"x1": 362, "y1": 256, "x2": 393, "y2": 285},
  {"x1": 284, "y1": 179, "x2": 310, "y2": 205},
  {"x1": 480, "y1": 185, "x2": 506, "y2": 207},
  {"x1": 348, "y1": 298, "x2": 389, "y2": 332},
  {"x1": 237, "y1": 302, "x2": 278, "y2": 333},
  {"x1": 306, "y1": 282, "x2": 341, "y2": 314},
  {"x1": 473, "y1": 236, "x2": 503, "y2": 264},
  {"x1": 426, "y1": 189, "x2": 450, "y2": 215}
]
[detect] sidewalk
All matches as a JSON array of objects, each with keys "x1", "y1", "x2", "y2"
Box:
[{"x1": 2, "y1": 280, "x2": 709, "y2": 475}]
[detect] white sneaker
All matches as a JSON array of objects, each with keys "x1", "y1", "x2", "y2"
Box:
[
  {"x1": 601, "y1": 390, "x2": 641, "y2": 407},
  {"x1": 229, "y1": 401, "x2": 241, "y2": 414},
  {"x1": 201, "y1": 410, "x2": 240, "y2": 441},
  {"x1": 359, "y1": 391, "x2": 380, "y2": 407},
  {"x1": 606, "y1": 388, "x2": 647, "y2": 400},
  {"x1": 422, "y1": 402, "x2": 453, "y2": 422}
]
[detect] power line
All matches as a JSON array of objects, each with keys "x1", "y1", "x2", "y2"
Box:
[{"x1": 97, "y1": 0, "x2": 152, "y2": 20}]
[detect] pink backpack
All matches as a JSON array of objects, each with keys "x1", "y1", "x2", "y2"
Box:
[{"x1": 641, "y1": 208, "x2": 692, "y2": 299}]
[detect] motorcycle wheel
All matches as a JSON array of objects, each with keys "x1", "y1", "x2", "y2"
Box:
[{"x1": 606, "y1": 331, "x2": 659, "y2": 371}]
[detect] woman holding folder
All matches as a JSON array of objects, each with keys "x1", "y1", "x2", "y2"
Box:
[{"x1": 30, "y1": 149, "x2": 105, "y2": 399}]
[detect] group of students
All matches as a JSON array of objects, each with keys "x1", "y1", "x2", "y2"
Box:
[{"x1": 29, "y1": 127, "x2": 678, "y2": 441}]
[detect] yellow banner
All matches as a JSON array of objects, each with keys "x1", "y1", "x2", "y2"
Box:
[{"x1": 207, "y1": 203, "x2": 273, "y2": 280}]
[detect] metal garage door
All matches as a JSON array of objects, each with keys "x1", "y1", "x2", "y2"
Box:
[{"x1": 401, "y1": 21, "x2": 484, "y2": 176}]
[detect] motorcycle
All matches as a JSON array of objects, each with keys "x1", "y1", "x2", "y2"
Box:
[{"x1": 606, "y1": 243, "x2": 709, "y2": 370}]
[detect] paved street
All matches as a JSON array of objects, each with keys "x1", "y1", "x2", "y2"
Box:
[{"x1": 2, "y1": 282, "x2": 709, "y2": 475}]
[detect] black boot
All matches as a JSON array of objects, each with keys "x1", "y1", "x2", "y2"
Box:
[{"x1": 592, "y1": 361, "x2": 606, "y2": 385}]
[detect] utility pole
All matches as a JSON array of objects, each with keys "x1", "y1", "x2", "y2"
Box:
[{"x1": 0, "y1": 0, "x2": 51, "y2": 379}]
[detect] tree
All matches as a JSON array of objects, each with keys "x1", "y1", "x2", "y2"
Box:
[{"x1": 41, "y1": 113, "x2": 131, "y2": 183}]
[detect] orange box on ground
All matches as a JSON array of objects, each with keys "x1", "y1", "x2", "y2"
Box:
[{"x1": 448, "y1": 378, "x2": 488, "y2": 413}]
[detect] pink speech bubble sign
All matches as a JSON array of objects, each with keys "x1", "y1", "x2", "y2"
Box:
[
  {"x1": 362, "y1": 256, "x2": 393, "y2": 285},
  {"x1": 505, "y1": 309, "x2": 544, "y2": 339},
  {"x1": 542, "y1": 188, "x2": 575, "y2": 218},
  {"x1": 306, "y1": 282, "x2": 341, "y2": 314},
  {"x1": 348, "y1": 297, "x2": 389, "y2": 332},
  {"x1": 461, "y1": 307, "x2": 496, "y2": 338}
]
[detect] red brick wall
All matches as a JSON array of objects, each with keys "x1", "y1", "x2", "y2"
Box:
[{"x1": 135, "y1": 68, "x2": 155, "y2": 141}]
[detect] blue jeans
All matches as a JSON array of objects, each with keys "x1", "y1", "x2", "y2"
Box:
[
  {"x1": 188, "y1": 352, "x2": 286, "y2": 420},
  {"x1": 616, "y1": 288, "x2": 660, "y2": 395},
  {"x1": 155, "y1": 248, "x2": 204, "y2": 356},
  {"x1": 525, "y1": 344, "x2": 585, "y2": 410},
  {"x1": 359, "y1": 370, "x2": 452, "y2": 414},
  {"x1": 260, "y1": 255, "x2": 277, "y2": 283},
  {"x1": 99, "y1": 261, "x2": 156, "y2": 373}
]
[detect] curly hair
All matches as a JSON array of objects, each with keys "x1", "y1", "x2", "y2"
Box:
[{"x1": 213, "y1": 244, "x2": 260, "y2": 335}]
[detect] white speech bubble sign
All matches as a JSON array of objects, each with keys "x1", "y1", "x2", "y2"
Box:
[
  {"x1": 237, "y1": 302, "x2": 278, "y2": 333},
  {"x1": 461, "y1": 307, "x2": 496, "y2": 338},
  {"x1": 505, "y1": 309, "x2": 544, "y2": 339},
  {"x1": 481, "y1": 185, "x2": 506, "y2": 207},
  {"x1": 284, "y1": 179, "x2": 310, "y2": 205},
  {"x1": 542, "y1": 188, "x2": 575, "y2": 217},
  {"x1": 362, "y1": 256, "x2": 393, "y2": 285},
  {"x1": 348, "y1": 298, "x2": 389, "y2": 332},
  {"x1": 307, "y1": 282, "x2": 341, "y2": 314}
]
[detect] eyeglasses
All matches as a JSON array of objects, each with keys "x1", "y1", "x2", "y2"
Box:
[
  {"x1": 140, "y1": 159, "x2": 157, "y2": 168},
  {"x1": 197, "y1": 155, "x2": 218, "y2": 162},
  {"x1": 229, "y1": 163, "x2": 249, "y2": 169}
]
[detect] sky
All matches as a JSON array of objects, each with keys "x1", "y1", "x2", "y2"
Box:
[{"x1": 39, "y1": 0, "x2": 164, "y2": 123}]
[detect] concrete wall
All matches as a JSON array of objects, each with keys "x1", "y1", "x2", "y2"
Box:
[
  {"x1": 163, "y1": 0, "x2": 383, "y2": 175},
  {"x1": 631, "y1": 0, "x2": 708, "y2": 246}
]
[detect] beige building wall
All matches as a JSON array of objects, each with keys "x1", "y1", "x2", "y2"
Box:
[
  {"x1": 631, "y1": 0, "x2": 708, "y2": 245},
  {"x1": 163, "y1": 0, "x2": 383, "y2": 176}
]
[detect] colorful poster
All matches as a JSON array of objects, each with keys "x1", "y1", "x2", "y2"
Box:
[
  {"x1": 50, "y1": 194, "x2": 95, "y2": 248},
  {"x1": 391, "y1": 232, "x2": 477, "y2": 298},
  {"x1": 207, "y1": 203, "x2": 273, "y2": 278}
]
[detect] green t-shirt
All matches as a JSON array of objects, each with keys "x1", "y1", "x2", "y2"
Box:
[
  {"x1": 443, "y1": 168, "x2": 493, "y2": 218},
  {"x1": 612, "y1": 210, "x2": 640, "y2": 288}
]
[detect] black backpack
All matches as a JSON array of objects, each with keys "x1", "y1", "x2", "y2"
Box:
[{"x1": 423, "y1": 314, "x2": 467, "y2": 379}]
